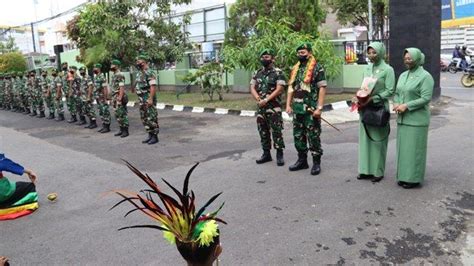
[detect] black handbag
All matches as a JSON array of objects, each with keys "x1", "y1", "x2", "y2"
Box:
[{"x1": 361, "y1": 95, "x2": 390, "y2": 142}]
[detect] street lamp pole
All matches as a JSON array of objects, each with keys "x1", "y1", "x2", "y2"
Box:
[{"x1": 368, "y1": 0, "x2": 373, "y2": 41}]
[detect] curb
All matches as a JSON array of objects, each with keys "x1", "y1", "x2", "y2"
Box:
[{"x1": 125, "y1": 100, "x2": 353, "y2": 119}]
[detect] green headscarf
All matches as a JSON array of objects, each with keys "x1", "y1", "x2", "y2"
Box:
[
  {"x1": 404, "y1": 47, "x2": 425, "y2": 69},
  {"x1": 367, "y1": 42, "x2": 386, "y2": 64}
]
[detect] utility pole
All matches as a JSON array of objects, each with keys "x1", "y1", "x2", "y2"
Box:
[
  {"x1": 31, "y1": 23, "x2": 37, "y2": 52},
  {"x1": 368, "y1": 0, "x2": 373, "y2": 41}
]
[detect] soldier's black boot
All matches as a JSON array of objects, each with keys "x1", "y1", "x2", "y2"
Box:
[
  {"x1": 47, "y1": 112, "x2": 55, "y2": 120},
  {"x1": 77, "y1": 115, "x2": 87, "y2": 125},
  {"x1": 120, "y1": 127, "x2": 129, "y2": 138},
  {"x1": 310, "y1": 157, "x2": 321, "y2": 176},
  {"x1": 29, "y1": 110, "x2": 37, "y2": 117},
  {"x1": 114, "y1": 127, "x2": 123, "y2": 137},
  {"x1": 289, "y1": 152, "x2": 309, "y2": 171},
  {"x1": 142, "y1": 133, "x2": 153, "y2": 144},
  {"x1": 256, "y1": 149, "x2": 272, "y2": 164},
  {"x1": 67, "y1": 114, "x2": 77, "y2": 123},
  {"x1": 56, "y1": 113, "x2": 65, "y2": 121},
  {"x1": 100, "y1": 123, "x2": 111, "y2": 133},
  {"x1": 86, "y1": 119, "x2": 97, "y2": 129},
  {"x1": 147, "y1": 133, "x2": 159, "y2": 145},
  {"x1": 24, "y1": 108, "x2": 30, "y2": 114},
  {"x1": 276, "y1": 149, "x2": 284, "y2": 166},
  {"x1": 37, "y1": 110, "x2": 45, "y2": 118}
]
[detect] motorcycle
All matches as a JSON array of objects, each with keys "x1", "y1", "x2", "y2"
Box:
[
  {"x1": 449, "y1": 56, "x2": 473, "y2": 74},
  {"x1": 460, "y1": 64, "x2": 474, "y2": 88}
]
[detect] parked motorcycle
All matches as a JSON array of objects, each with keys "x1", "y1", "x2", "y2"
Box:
[{"x1": 461, "y1": 64, "x2": 474, "y2": 88}]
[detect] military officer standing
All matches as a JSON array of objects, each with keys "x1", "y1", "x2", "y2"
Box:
[
  {"x1": 110, "y1": 59, "x2": 129, "y2": 138},
  {"x1": 38, "y1": 69, "x2": 51, "y2": 118},
  {"x1": 0, "y1": 73, "x2": 4, "y2": 109},
  {"x1": 75, "y1": 67, "x2": 88, "y2": 125},
  {"x1": 4, "y1": 72, "x2": 13, "y2": 111},
  {"x1": 79, "y1": 67, "x2": 97, "y2": 129},
  {"x1": 134, "y1": 54, "x2": 159, "y2": 145},
  {"x1": 93, "y1": 63, "x2": 111, "y2": 133},
  {"x1": 250, "y1": 48, "x2": 286, "y2": 166},
  {"x1": 286, "y1": 42, "x2": 327, "y2": 175},
  {"x1": 53, "y1": 68, "x2": 65, "y2": 121},
  {"x1": 18, "y1": 71, "x2": 30, "y2": 114}
]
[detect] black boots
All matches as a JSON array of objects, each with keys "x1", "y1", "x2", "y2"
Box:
[
  {"x1": 29, "y1": 110, "x2": 37, "y2": 117},
  {"x1": 311, "y1": 157, "x2": 321, "y2": 176},
  {"x1": 86, "y1": 119, "x2": 97, "y2": 129},
  {"x1": 120, "y1": 127, "x2": 129, "y2": 138},
  {"x1": 289, "y1": 152, "x2": 309, "y2": 171},
  {"x1": 147, "y1": 133, "x2": 158, "y2": 145},
  {"x1": 56, "y1": 113, "x2": 65, "y2": 121},
  {"x1": 114, "y1": 127, "x2": 123, "y2": 136},
  {"x1": 98, "y1": 123, "x2": 110, "y2": 133},
  {"x1": 142, "y1": 133, "x2": 152, "y2": 143},
  {"x1": 67, "y1": 114, "x2": 77, "y2": 123},
  {"x1": 256, "y1": 149, "x2": 272, "y2": 164},
  {"x1": 276, "y1": 149, "x2": 284, "y2": 166},
  {"x1": 37, "y1": 111, "x2": 45, "y2": 118},
  {"x1": 47, "y1": 112, "x2": 55, "y2": 120},
  {"x1": 77, "y1": 115, "x2": 87, "y2": 125},
  {"x1": 115, "y1": 127, "x2": 129, "y2": 138}
]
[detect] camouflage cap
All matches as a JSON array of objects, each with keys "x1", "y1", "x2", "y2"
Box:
[
  {"x1": 260, "y1": 48, "x2": 275, "y2": 57},
  {"x1": 296, "y1": 42, "x2": 312, "y2": 52},
  {"x1": 51, "y1": 68, "x2": 58, "y2": 74},
  {"x1": 111, "y1": 59, "x2": 121, "y2": 66},
  {"x1": 41, "y1": 69, "x2": 48, "y2": 74},
  {"x1": 94, "y1": 63, "x2": 102, "y2": 68}
]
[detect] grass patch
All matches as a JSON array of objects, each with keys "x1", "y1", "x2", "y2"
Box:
[{"x1": 127, "y1": 91, "x2": 353, "y2": 111}]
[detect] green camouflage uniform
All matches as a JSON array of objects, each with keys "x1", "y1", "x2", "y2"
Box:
[
  {"x1": 111, "y1": 70, "x2": 128, "y2": 127},
  {"x1": 33, "y1": 75, "x2": 44, "y2": 113},
  {"x1": 70, "y1": 73, "x2": 82, "y2": 115},
  {"x1": 18, "y1": 75, "x2": 28, "y2": 112},
  {"x1": 290, "y1": 61, "x2": 327, "y2": 162},
  {"x1": 26, "y1": 76, "x2": 35, "y2": 112},
  {"x1": 54, "y1": 76, "x2": 64, "y2": 115},
  {"x1": 135, "y1": 69, "x2": 159, "y2": 134},
  {"x1": 40, "y1": 74, "x2": 53, "y2": 114},
  {"x1": 250, "y1": 66, "x2": 286, "y2": 150},
  {"x1": 4, "y1": 76, "x2": 12, "y2": 110},
  {"x1": 80, "y1": 75, "x2": 96, "y2": 122},
  {"x1": 93, "y1": 72, "x2": 111, "y2": 125},
  {"x1": 63, "y1": 70, "x2": 76, "y2": 116},
  {"x1": 11, "y1": 75, "x2": 20, "y2": 110}
]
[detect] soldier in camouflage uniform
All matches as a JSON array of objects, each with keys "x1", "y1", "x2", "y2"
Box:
[
  {"x1": 79, "y1": 67, "x2": 97, "y2": 129},
  {"x1": 53, "y1": 68, "x2": 65, "y2": 121},
  {"x1": 68, "y1": 66, "x2": 83, "y2": 124},
  {"x1": 110, "y1": 59, "x2": 129, "y2": 138},
  {"x1": 29, "y1": 70, "x2": 44, "y2": 117},
  {"x1": 11, "y1": 72, "x2": 20, "y2": 112},
  {"x1": 74, "y1": 67, "x2": 88, "y2": 125},
  {"x1": 286, "y1": 42, "x2": 327, "y2": 176},
  {"x1": 37, "y1": 69, "x2": 50, "y2": 118},
  {"x1": 0, "y1": 73, "x2": 4, "y2": 109},
  {"x1": 134, "y1": 54, "x2": 159, "y2": 145},
  {"x1": 250, "y1": 48, "x2": 286, "y2": 166},
  {"x1": 17, "y1": 72, "x2": 30, "y2": 114},
  {"x1": 93, "y1": 63, "x2": 111, "y2": 133},
  {"x1": 61, "y1": 62, "x2": 77, "y2": 123},
  {"x1": 26, "y1": 71, "x2": 35, "y2": 114},
  {"x1": 45, "y1": 69, "x2": 56, "y2": 119},
  {"x1": 14, "y1": 72, "x2": 25, "y2": 112},
  {"x1": 4, "y1": 73, "x2": 13, "y2": 110}
]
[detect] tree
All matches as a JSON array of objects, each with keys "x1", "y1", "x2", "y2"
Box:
[
  {"x1": 0, "y1": 52, "x2": 27, "y2": 73},
  {"x1": 324, "y1": 0, "x2": 388, "y2": 40},
  {"x1": 66, "y1": 0, "x2": 192, "y2": 68},
  {"x1": 225, "y1": 0, "x2": 326, "y2": 47},
  {"x1": 182, "y1": 62, "x2": 230, "y2": 101},
  {"x1": 0, "y1": 36, "x2": 19, "y2": 54},
  {"x1": 223, "y1": 18, "x2": 343, "y2": 79}
]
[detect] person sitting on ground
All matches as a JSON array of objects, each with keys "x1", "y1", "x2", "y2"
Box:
[{"x1": 0, "y1": 153, "x2": 39, "y2": 220}]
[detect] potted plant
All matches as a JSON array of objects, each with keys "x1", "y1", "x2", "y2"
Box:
[{"x1": 111, "y1": 161, "x2": 226, "y2": 266}]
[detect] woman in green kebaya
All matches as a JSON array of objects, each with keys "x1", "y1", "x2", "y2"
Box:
[
  {"x1": 393, "y1": 48, "x2": 434, "y2": 189},
  {"x1": 357, "y1": 42, "x2": 395, "y2": 183}
]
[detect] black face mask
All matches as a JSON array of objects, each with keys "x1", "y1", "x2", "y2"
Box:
[
  {"x1": 52, "y1": 74, "x2": 57, "y2": 77},
  {"x1": 135, "y1": 63, "x2": 144, "y2": 70},
  {"x1": 62, "y1": 67, "x2": 68, "y2": 71},
  {"x1": 298, "y1": 55, "x2": 308, "y2": 63},
  {"x1": 42, "y1": 75, "x2": 47, "y2": 78},
  {"x1": 260, "y1": 59, "x2": 272, "y2": 67},
  {"x1": 110, "y1": 66, "x2": 117, "y2": 71},
  {"x1": 93, "y1": 70, "x2": 99, "y2": 74},
  {"x1": 80, "y1": 72, "x2": 86, "y2": 76}
]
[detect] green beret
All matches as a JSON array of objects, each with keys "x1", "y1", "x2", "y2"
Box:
[
  {"x1": 136, "y1": 53, "x2": 149, "y2": 61},
  {"x1": 79, "y1": 67, "x2": 86, "y2": 71},
  {"x1": 260, "y1": 48, "x2": 275, "y2": 57},
  {"x1": 296, "y1": 42, "x2": 312, "y2": 52},
  {"x1": 41, "y1": 69, "x2": 47, "y2": 74},
  {"x1": 111, "y1": 59, "x2": 121, "y2": 66},
  {"x1": 51, "y1": 69, "x2": 57, "y2": 74},
  {"x1": 94, "y1": 63, "x2": 102, "y2": 68},
  {"x1": 70, "y1": 66, "x2": 78, "y2": 70}
]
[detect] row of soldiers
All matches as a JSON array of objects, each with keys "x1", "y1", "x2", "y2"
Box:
[{"x1": 0, "y1": 55, "x2": 160, "y2": 145}]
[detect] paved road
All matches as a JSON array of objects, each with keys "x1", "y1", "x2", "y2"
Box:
[{"x1": 0, "y1": 75, "x2": 472, "y2": 265}]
